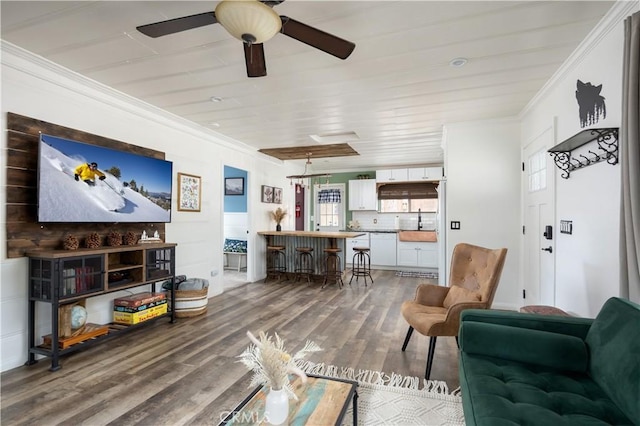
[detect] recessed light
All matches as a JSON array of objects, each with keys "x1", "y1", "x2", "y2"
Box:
[
  {"x1": 449, "y1": 57, "x2": 468, "y2": 68},
  {"x1": 209, "y1": 122, "x2": 220, "y2": 127},
  {"x1": 210, "y1": 96, "x2": 223, "y2": 102}
]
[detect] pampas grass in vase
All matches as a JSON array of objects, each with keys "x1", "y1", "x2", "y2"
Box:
[
  {"x1": 237, "y1": 331, "x2": 322, "y2": 400},
  {"x1": 270, "y1": 208, "x2": 287, "y2": 231}
]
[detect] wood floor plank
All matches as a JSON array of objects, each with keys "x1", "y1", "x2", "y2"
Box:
[{"x1": 1, "y1": 270, "x2": 460, "y2": 425}]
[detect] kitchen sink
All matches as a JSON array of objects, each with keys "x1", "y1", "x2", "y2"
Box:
[{"x1": 398, "y1": 230, "x2": 438, "y2": 242}]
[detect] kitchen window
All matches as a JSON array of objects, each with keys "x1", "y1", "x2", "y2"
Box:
[
  {"x1": 315, "y1": 184, "x2": 345, "y2": 231},
  {"x1": 378, "y1": 182, "x2": 438, "y2": 213},
  {"x1": 380, "y1": 198, "x2": 437, "y2": 213}
]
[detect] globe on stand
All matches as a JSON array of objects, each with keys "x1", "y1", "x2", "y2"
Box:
[{"x1": 70, "y1": 305, "x2": 88, "y2": 329}]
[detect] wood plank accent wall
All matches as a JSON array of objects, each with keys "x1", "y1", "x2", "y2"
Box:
[{"x1": 5, "y1": 112, "x2": 167, "y2": 259}]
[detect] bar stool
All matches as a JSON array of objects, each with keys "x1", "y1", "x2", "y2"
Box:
[
  {"x1": 349, "y1": 247, "x2": 373, "y2": 286},
  {"x1": 294, "y1": 247, "x2": 314, "y2": 284},
  {"x1": 322, "y1": 248, "x2": 343, "y2": 289},
  {"x1": 265, "y1": 245, "x2": 287, "y2": 283}
]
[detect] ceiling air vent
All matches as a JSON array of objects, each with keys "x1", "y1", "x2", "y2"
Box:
[{"x1": 310, "y1": 131, "x2": 359, "y2": 144}]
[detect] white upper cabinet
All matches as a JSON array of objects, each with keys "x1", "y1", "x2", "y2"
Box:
[
  {"x1": 377, "y1": 167, "x2": 443, "y2": 183},
  {"x1": 348, "y1": 179, "x2": 377, "y2": 211},
  {"x1": 376, "y1": 169, "x2": 408, "y2": 183},
  {"x1": 407, "y1": 167, "x2": 443, "y2": 181}
]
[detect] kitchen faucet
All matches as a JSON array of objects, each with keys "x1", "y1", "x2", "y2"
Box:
[{"x1": 418, "y1": 208, "x2": 423, "y2": 230}]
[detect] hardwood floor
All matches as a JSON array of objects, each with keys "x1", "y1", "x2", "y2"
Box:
[{"x1": 1, "y1": 270, "x2": 460, "y2": 425}]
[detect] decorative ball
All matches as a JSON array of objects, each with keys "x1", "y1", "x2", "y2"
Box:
[
  {"x1": 63, "y1": 234, "x2": 79, "y2": 250},
  {"x1": 124, "y1": 231, "x2": 138, "y2": 246},
  {"x1": 107, "y1": 231, "x2": 122, "y2": 246},
  {"x1": 85, "y1": 232, "x2": 102, "y2": 249},
  {"x1": 70, "y1": 305, "x2": 88, "y2": 329}
]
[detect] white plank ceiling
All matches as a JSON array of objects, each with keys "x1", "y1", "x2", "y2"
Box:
[{"x1": 1, "y1": 1, "x2": 616, "y2": 171}]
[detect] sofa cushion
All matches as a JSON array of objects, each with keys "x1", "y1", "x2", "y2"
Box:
[
  {"x1": 460, "y1": 322, "x2": 588, "y2": 373},
  {"x1": 443, "y1": 285, "x2": 481, "y2": 308},
  {"x1": 585, "y1": 297, "x2": 640, "y2": 423},
  {"x1": 459, "y1": 353, "x2": 633, "y2": 426}
]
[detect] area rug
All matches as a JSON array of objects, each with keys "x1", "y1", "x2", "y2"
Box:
[
  {"x1": 297, "y1": 361, "x2": 464, "y2": 426},
  {"x1": 395, "y1": 270, "x2": 439, "y2": 279}
]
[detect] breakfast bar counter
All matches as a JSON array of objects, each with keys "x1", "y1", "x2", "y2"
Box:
[
  {"x1": 258, "y1": 231, "x2": 366, "y2": 280},
  {"x1": 258, "y1": 230, "x2": 366, "y2": 246}
]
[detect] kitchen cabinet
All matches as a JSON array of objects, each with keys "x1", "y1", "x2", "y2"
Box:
[
  {"x1": 346, "y1": 233, "x2": 369, "y2": 265},
  {"x1": 348, "y1": 179, "x2": 377, "y2": 211},
  {"x1": 376, "y1": 169, "x2": 408, "y2": 183},
  {"x1": 370, "y1": 232, "x2": 397, "y2": 266},
  {"x1": 407, "y1": 167, "x2": 443, "y2": 181},
  {"x1": 397, "y1": 241, "x2": 438, "y2": 268}
]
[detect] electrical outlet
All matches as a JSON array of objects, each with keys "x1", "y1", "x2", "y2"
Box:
[{"x1": 451, "y1": 221, "x2": 461, "y2": 230}]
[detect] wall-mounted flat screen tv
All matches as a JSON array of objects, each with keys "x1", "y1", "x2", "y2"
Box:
[{"x1": 38, "y1": 134, "x2": 173, "y2": 223}]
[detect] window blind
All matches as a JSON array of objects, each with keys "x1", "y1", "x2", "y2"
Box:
[{"x1": 377, "y1": 182, "x2": 438, "y2": 200}]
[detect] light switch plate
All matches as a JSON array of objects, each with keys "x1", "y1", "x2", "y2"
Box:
[{"x1": 451, "y1": 221, "x2": 461, "y2": 230}]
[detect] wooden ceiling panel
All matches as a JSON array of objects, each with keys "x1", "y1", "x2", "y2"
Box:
[{"x1": 258, "y1": 144, "x2": 359, "y2": 161}]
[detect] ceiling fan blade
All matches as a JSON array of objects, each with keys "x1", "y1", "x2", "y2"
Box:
[
  {"x1": 279, "y1": 16, "x2": 355, "y2": 60},
  {"x1": 244, "y1": 43, "x2": 267, "y2": 78},
  {"x1": 137, "y1": 12, "x2": 217, "y2": 38}
]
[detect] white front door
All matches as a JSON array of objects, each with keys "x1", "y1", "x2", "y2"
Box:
[{"x1": 523, "y1": 126, "x2": 556, "y2": 306}]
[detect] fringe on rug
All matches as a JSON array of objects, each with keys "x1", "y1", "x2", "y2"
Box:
[{"x1": 296, "y1": 360, "x2": 460, "y2": 399}]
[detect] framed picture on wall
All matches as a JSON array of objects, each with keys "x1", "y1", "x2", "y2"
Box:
[
  {"x1": 261, "y1": 185, "x2": 273, "y2": 203},
  {"x1": 225, "y1": 177, "x2": 244, "y2": 195},
  {"x1": 177, "y1": 172, "x2": 202, "y2": 212},
  {"x1": 273, "y1": 187, "x2": 282, "y2": 204}
]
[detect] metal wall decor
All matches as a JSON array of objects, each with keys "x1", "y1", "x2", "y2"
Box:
[
  {"x1": 548, "y1": 128, "x2": 618, "y2": 179},
  {"x1": 575, "y1": 80, "x2": 606, "y2": 128}
]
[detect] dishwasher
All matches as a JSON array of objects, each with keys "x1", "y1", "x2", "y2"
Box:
[{"x1": 369, "y1": 232, "x2": 397, "y2": 266}]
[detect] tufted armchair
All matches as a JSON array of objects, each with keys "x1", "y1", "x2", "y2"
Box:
[{"x1": 401, "y1": 243, "x2": 507, "y2": 379}]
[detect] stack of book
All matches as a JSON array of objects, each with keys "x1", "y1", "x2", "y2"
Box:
[{"x1": 113, "y1": 292, "x2": 167, "y2": 325}]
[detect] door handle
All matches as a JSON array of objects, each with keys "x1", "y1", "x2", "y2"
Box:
[{"x1": 541, "y1": 246, "x2": 553, "y2": 253}]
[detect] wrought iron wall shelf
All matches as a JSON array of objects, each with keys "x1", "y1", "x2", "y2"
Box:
[{"x1": 548, "y1": 128, "x2": 619, "y2": 179}]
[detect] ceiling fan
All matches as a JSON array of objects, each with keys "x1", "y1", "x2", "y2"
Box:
[{"x1": 136, "y1": 0, "x2": 356, "y2": 78}]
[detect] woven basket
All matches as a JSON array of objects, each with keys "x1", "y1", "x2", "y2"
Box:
[{"x1": 170, "y1": 287, "x2": 208, "y2": 318}]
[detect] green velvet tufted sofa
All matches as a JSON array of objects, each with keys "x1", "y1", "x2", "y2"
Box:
[{"x1": 458, "y1": 297, "x2": 639, "y2": 425}]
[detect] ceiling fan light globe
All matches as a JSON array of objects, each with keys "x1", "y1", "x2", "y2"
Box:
[{"x1": 215, "y1": 0, "x2": 282, "y2": 44}]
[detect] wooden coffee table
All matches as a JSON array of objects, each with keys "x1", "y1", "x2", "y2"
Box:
[{"x1": 219, "y1": 374, "x2": 358, "y2": 425}]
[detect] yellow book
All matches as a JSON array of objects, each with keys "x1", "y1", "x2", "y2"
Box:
[{"x1": 113, "y1": 303, "x2": 168, "y2": 325}]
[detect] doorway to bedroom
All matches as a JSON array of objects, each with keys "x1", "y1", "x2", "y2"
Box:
[{"x1": 223, "y1": 165, "x2": 249, "y2": 289}]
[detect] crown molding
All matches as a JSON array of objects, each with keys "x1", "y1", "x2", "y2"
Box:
[
  {"x1": 1, "y1": 40, "x2": 257, "y2": 157},
  {"x1": 520, "y1": 1, "x2": 639, "y2": 118}
]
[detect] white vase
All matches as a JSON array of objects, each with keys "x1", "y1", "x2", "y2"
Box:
[{"x1": 264, "y1": 387, "x2": 289, "y2": 425}]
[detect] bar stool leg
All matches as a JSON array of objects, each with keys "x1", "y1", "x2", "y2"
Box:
[
  {"x1": 349, "y1": 249, "x2": 373, "y2": 287},
  {"x1": 322, "y1": 252, "x2": 343, "y2": 289},
  {"x1": 265, "y1": 247, "x2": 286, "y2": 283},
  {"x1": 295, "y1": 248, "x2": 314, "y2": 284}
]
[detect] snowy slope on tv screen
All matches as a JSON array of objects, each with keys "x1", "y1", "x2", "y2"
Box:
[{"x1": 37, "y1": 134, "x2": 172, "y2": 223}]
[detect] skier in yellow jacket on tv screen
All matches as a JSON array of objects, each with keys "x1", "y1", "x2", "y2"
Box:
[{"x1": 74, "y1": 162, "x2": 105, "y2": 186}]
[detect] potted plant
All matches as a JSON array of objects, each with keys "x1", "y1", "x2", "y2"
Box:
[{"x1": 270, "y1": 207, "x2": 287, "y2": 231}]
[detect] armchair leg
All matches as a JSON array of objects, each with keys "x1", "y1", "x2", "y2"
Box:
[
  {"x1": 425, "y1": 336, "x2": 437, "y2": 380},
  {"x1": 402, "y1": 326, "x2": 414, "y2": 351}
]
